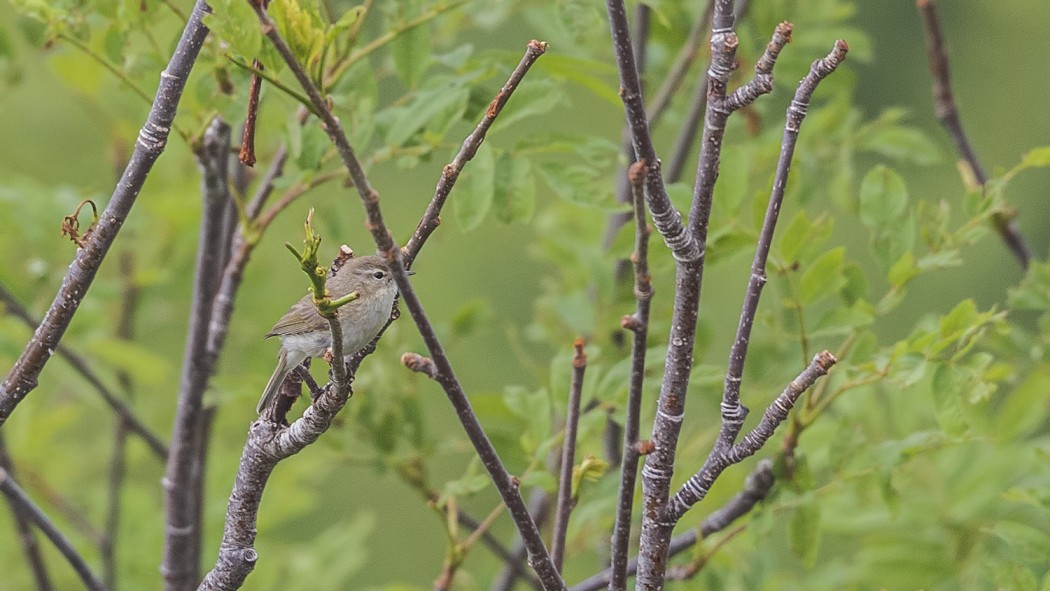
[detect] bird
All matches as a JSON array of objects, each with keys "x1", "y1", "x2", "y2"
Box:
[{"x1": 256, "y1": 255, "x2": 404, "y2": 414}]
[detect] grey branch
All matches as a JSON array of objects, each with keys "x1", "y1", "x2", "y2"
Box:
[
  {"x1": 0, "y1": 0, "x2": 211, "y2": 426},
  {"x1": 163, "y1": 117, "x2": 233, "y2": 591},
  {"x1": 551, "y1": 340, "x2": 588, "y2": 572},
  {"x1": 0, "y1": 433, "x2": 54, "y2": 591}
]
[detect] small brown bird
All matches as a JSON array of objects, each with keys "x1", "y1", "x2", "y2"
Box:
[{"x1": 256, "y1": 255, "x2": 404, "y2": 414}]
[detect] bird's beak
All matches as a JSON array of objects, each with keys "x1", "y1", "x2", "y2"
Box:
[{"x1": 405, "y1": 269, "x2": 416, "y2": 276}]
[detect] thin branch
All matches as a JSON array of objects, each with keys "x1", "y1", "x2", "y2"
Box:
[
  {"x1": 163, "y1": 117, "x2": 232, "y2": 591},
  {"x1": 0, "y1": 283, "x2": 168, "y2": 459},
  {"x1": 665, "y1": 75, "x2": 708, "y2": 184},
  {"x1": 570, "y1": 460, "x2": 774, "y2": 591},
  {"x1": 916, "y1": 0, "x2": 1031, "y2": 268},
  {"x1": 0, "y1": 465, "x2": 106, "y2": 591},
  {"x1": 491, "y1": 489, "x2": 552, "y2": 591},
  {"x1": 0, "y1": 433, "x2": 54, "y2": 591},
  {"x1": 712, "y1": 36, "x2": 845, "y2": 463},
  {"x1": 607, "y1": 162, "x2": 653, "y2": 591},
  {"x1": 245, "y1": 9, "x2": 566, "y2": 589},
  {"x1": 606, "y1": 0, "x2": 701, "y2": 263},
  {"x1": 666, "y1": 352, "x2": 835, "y2": 521},
  {"x1": 665, "y1": 524, "x2": 746, "y2": 581},
  {"x1": 0, "y1": 0, "x2": 212, "y2": 427},
  {"x1": 550, "y1": 339, "x2": 588, "y2": 572},
  {"x1": 403, "y1": 39, "x2": 548, "y2": 267}
]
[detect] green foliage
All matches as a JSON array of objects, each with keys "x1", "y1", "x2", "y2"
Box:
[{"x1": 1, "y1": 0, "x2": 1048, "y2": 588}]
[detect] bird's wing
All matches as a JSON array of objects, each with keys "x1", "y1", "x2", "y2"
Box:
[{"x1": 265, "y1": 296, "x2": 328, "y2": 338}]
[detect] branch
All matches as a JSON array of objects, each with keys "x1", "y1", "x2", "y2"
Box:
[
  {"x1": 712, "y1": 38, "x2": 847, "y2": 462},
  {"x1": 163, "y1": 117, "x2": 233, "y2": 591},
  {"x1": 634, "y1": 5, "x2": 794, "y2": 587},
  {"x1": 606, "y1": 0, "x2": 701, "y2": 263},
  {"x1": 0, "y1": 0, "x2": 212, "y2": 427},
  {"x1": 607, "y1": 162, "x2": 653, "y2": 591},
  {"x1": 570, "y1": 460, "x2": 774, "y2": 591},
  {"x1": 666, "y1": 351, "x2": 835, "y2": 521},
  {"x1": 245, "y1": 7, "x2": 567, "y2": 589},
  {"x1": 550, "y1": 339, "x2": 587, "y2": 572},
  {"x1": 0, "y1": 434, "x2": 54, "y2": 591},
  {"x1": 0, "y1": 465, "x2": 106, "y2": 591},
  {"x1": 916, "y1": 0, "x2": 1031, "y2": 269},
  {"x1": 403, "y1": 39, "x2": 548, "y2": 267},
  {"x1": 0, "y1": 283, "x2": 168, "y2": 459}
]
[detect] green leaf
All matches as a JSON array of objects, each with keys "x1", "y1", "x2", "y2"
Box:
[
  {"x1": 202, "y1": 0, "x2": 263, "y2": 61},
  {"x1": 454, "y1": 142, "x2": 495, "y2": 231},
  {"x1": 930, "y1": 363, "x2": 969, "y2": 436},
  {"x1": 858, "y1": 126, "x2": 940, "y2": 165},
  {"x1": 798, "y1": 247, "x2": 846, "y2": 304},
  {"x1": 858, "y1": 165, "x2": 909, "y2": 229},
  {"x1": 389, "y1": 0, "x2": 429, "y2": 87},
  {"x1": 490, "y1": 79, "x2": 569, "y2": 133},
  {"x1": 450, "y1": 299, "x2": 493, "y2": 338},
  {"x1": 788, "y1": 496, "x2": 821, "y2": 568},
  {"x1": 888, "y1": 251, "x2": 918, "y2": 288},
  {"x1": 493, "y1": 153, "x2": 536, "y2": 224},
  {"x1": 716, "y1": 146, "x2": 749, "y2": 214},
  {"x1": 536, "y1": 53, "x2": 620, "y2": 106},
  {"x1": 325, "y1": 5, "x2": 366, "y2": 45},
  {"x1": 271, "y1": 0, "x2": 326, "y2": 73},
  {"x1": 385, "y1": 81, "x2": 470, "y2": 147}
]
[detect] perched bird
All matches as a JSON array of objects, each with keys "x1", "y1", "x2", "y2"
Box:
[{"x1": 257, "y1": 255, "x2": 404, "y2": 414}]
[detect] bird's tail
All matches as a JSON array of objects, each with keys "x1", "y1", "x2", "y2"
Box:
[{"x1": 257, "y1": 351, "x2": 289, "y2": 415}]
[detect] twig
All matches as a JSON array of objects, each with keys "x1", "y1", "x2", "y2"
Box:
[
  {"x1": 0, "y1": 434, "x2": 54, "y2": 591},
  {"x1": 711, "y1": 37, "x2": 846, "y2": 464},
  {"x1": 246, "y1": 9, "x2": 567, "y2": 588},
  {"x1": 666, "y1": 352, "x2": 835, "y2": 521},
  {"x1": 0, "y1": 283, "x2": 168, "y2": 459},
  {"x1": 0, "y1": 0, "x2": 212, "y2": 427},
  {"x1": 239, "y1": 60, "x2": 264, "y2": 166},
  {"x1": 0, "y1": 465, "x2": 106, "y2": 591},
  {"x1": 550, "y1": 339, "x2": 588, "y2": 572},
  {"x1": 163, "y1": 117, "x2": 232, "y2": 590},
  {"x1": 665, "y1": 524, "x2": 746, "y2": 580},
  {"x1": 606, "y1": 0, "x2": 701, "y2": 263},
  {"x1": 569, "y1": 460, "x2": 774, "y2": 591},
  {"x1": 403, "y1": 39, "x2": 548, "y2": 267},
  {"x1": 607, "y1": 162, "x2": 653, "y2": 591},
  {"x1": 491, "y1": 489, "x2": 552, "y2": 591},
  {"x1": 916, "y1": 0, "x2": 1031, "y2": 269}
]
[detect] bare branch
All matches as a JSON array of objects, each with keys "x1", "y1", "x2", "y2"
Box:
[
  {"x1": 713, "y1": 38, "x2": 847, "y2": 463},
  {"x1": 667, "y1": 352, "x2": 835, "y2": 521},
  {"x1": 570, "y1": 460, "x2": 774, "y2": 591},
  {"x1": 551, "y1": 339, "x2": 588, "y2": 572},
  {"x1": 163, "y1": 117, "x2": 233, "y2": 591},
  {"x1": 0, "y1": 0, "x2": 212, "y2": 426},
  {"x1": 403, "y1": 39, "x2": 548, "y2": 267},
  {"x1": 607, "y1": 162, "x2": 653, "y2": 591},
  {"x1": 916, "y1": 0, "x2": 1031, "y2": 268},
  {"x1": 0, "y1": 465, "x2": 106, "y2": 591}
]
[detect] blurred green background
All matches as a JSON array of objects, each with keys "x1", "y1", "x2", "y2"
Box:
[{"x1": 0, "y1": 0, "x2": 1048, "y2": 589}]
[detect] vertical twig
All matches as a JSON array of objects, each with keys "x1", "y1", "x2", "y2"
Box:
[
  {"x1": 916, "y1": 0, "x2": 1031, "y2": 268},
  {"x1": 550, "y1": 339, "x2": 588, "y2": 572},
  {"x1": 0, "y1": 0, "x2": 212, "y2": 426},
  {"x1": 607, "y1": 162, "x2": 653, "y2": 591},
  {"x1": 0, "y1": 465, "x2": 106, "y2": 591},
  {"x1": 239, "y1": 60, "x2": 264, "y2": 167},
  {"x1": 0, "y1": 434, "x2": 54, "y2": 591},
  {"x1": 163, "y1": 118, "x2": 232, "y2": 591}
]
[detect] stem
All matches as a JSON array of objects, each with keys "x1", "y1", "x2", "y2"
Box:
[
  {"x1": 551, "y1": 339, "x2": 588, "y2": 572},
  {"x1": 0, "y1": 434, "x2": 54, "y2": 591},
  {"x1": 0, "y1": 0, "x2": 211, "y2": 427}
]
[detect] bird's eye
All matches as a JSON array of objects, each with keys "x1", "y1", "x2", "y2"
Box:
[{"x1": 373, "y1": 271, "x2": 386, "y2": 279}]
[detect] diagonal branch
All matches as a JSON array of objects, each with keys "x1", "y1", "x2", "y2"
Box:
[
  {"x1": 404, "y1": 39, "x2": 548, "y2": 267},
  {"x1": 0, "y1": 0, "x2": 212, "y2": 427},
  {"x1": 0, "y1": 283, "x2": 168, "y2": 460},
  {"x1": 0, "y1": 464, "x2": 106, "y2": 591},
  {"x1": 916, "y1": 0, "x2": 1031, "y2": 269},
  {"x1": 0, "y1": 433, "x2": 54, "y2": 591}
]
